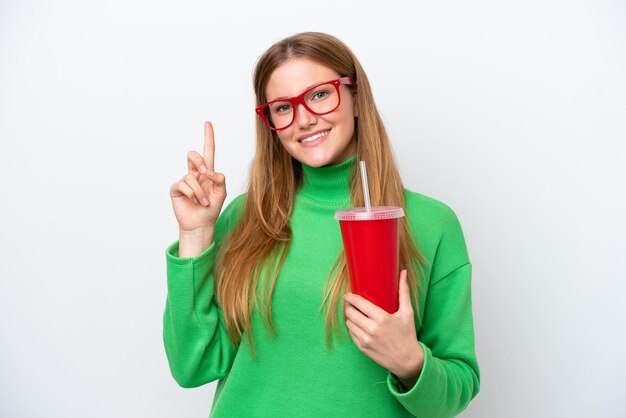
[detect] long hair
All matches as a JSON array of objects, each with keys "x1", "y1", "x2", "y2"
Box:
[{"x1": 215, "y1": 32, "x2": 426, "y2": 349}]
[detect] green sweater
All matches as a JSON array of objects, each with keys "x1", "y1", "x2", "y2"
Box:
[{"x1": 163, "y1": 156, "x2": 480, "y2": 417}]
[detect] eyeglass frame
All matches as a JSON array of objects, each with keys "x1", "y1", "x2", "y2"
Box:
[{"x1": 255, "y1": 76, "x2": 356, "y2": 131}]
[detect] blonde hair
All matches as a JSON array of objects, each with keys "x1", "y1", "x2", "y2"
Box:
[{"x1": 215, "y1": 32, "x2": 425, "y2": 349}]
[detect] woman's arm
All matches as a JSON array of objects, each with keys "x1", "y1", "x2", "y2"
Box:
[
  {"x1": 162, "y1": 194, "x2": 245, "y2": 387},
  {"x1": 388, "y1": 262, "x2": 480, "y2": 417},
  {"x1": 390, "y1": 203, "x2": 480, "y2": 417},
  {"x1": 344, "y1": 198, "x2": 480, "y2": 417}
]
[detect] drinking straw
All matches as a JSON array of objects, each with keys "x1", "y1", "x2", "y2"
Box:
[{"x1": 359, "y1": 160, "x2": 372, "y2": 212}]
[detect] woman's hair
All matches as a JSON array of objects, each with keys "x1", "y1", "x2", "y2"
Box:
[{"x1": 215, "y1": 32, "x2": 426, "y2": 349}]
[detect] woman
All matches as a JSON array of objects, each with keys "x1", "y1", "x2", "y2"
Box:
[{"x1": 164, "y1": 32, "x2": 480, "y2": 417}]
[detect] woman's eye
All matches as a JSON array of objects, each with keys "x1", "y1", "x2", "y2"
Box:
[
  {"x1": 311, "y1": 90, "x2": 329, "y2": 100},
  {"x1": 273, "y1": 103, "x2": 291, "y2": 113}
]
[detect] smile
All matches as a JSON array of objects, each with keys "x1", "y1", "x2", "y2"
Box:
[{"x1": 299, "y1": 130, "x2": 331, "y2": 144}]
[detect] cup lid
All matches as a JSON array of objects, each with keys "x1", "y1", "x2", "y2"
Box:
[{"x1": 334, "y1": 206, "x2": 405, "y2": 221}]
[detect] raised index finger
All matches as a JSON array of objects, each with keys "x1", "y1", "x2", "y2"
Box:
[{"x1": 203, "y1": 121, "x2": 215, "y2": 172}]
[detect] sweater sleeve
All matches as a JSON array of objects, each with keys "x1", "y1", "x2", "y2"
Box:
[
  {"x1": 162, "y1": 195, "x2": 245, "y2": 388},
  {"x1": 387, "y1": 207, "x2": 480, "y2": 417}
]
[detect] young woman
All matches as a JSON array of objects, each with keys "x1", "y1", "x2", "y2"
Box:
[{"x1": 164, "y1": 32, "x2": 480, "y2": 417}]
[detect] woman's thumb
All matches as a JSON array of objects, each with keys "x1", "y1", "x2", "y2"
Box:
[{"x1": 398, "y1": 270, "x2": 412, "y2": 312}]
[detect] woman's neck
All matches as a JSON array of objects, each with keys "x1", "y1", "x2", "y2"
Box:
[{"x1": 298, "y1": 155, "x2": 356, "y2": 205}]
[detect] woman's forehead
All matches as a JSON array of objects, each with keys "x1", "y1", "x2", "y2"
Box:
[{"x1": 265, "y1": 58, "x2": 340, "y2": 101}]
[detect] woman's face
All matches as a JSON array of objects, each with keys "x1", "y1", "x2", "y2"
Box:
[{"x1": 264, "y1": 58, "x2": 357, "y2": 167}]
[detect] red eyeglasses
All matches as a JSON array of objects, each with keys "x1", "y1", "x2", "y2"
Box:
[{"x1": 256, "y1": 76, "x2": 355, "y2": 131}]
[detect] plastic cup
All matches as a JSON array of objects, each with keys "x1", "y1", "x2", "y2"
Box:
[{"x1": 334, "y1": 206, "x2": 405, "y2": 313}]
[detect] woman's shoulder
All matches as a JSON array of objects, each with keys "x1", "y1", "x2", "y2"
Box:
[
  {"x1": 224, "y1": 193, "x2": 247, "y2": 214},
  {"x1": 214, "y1": 193, "x2": 248, "y2": 238},
  {"x1": 402, "y1": 188, "x2": 460, "y2": 228},
  {"x1": 402, "y1": 189, "x2": 470, "y2": 275}
]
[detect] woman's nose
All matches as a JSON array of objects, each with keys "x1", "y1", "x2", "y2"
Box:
[{"x1": 295, "y1": 103, "x2": 317, "y2": 128}]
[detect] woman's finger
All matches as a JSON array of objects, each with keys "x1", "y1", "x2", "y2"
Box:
[
  {"x1": 346, "y1": 319, "x2": 371, "y2": 348},
  {"x1": 398, "y1": 270, "x2": 413, "y2": 315},
  {"x1": 203, "y1": 121, "x2": 215, "y2": 173},
  {"x1": 344, "y1": 292, "x2": 384, "y2": 321},
  {"x1": 203, "y1": 171, "x2": 227, "y2": 204},
  {"x1": 184, "y1": 174, "x2": 209, "y2": 206},
  {"x1": 187, "y1": 150, "x2": 209, "y2": 175},
  {"x1": 204, "y1": 170, "x2": 226, "y2": 187},
  {"x1": 344, "y1": 303, "x2": 376, "y2": 335},
  {"x1": 170, "y1": 179, "x2": 195, "y2": 202}
]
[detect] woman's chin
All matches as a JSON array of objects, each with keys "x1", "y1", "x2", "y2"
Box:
[{"x1": 300, "y1": 154, "x2": 333, "y2": 168}]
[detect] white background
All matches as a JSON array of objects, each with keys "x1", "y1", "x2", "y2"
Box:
[{"x1": 1, "y1": 1, "x2": 625, "y2": 417}]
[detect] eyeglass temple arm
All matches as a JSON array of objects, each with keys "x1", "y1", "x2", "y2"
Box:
[{"x1": 339, "y1": 76, "x2": 356, "y2": 86}]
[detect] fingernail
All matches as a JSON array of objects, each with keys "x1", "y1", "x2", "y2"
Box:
[
  {"x1": 200, "y1": 165, "x2": 207, "y2": 174},
  {"x1": 202, "y1": 198, "x2": 209, "y2": 206}
]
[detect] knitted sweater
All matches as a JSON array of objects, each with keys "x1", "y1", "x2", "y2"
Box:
[{"x1": 163, "y1": 156, "x2": 480, "y2": 417}]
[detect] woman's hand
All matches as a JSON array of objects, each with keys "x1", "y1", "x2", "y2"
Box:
[
  {"x1": 170, "y1": 121, "x2": 227, "y2": 233},
  {"x1": 344, "y1": 270, "x2": 425, "y2": 390}
]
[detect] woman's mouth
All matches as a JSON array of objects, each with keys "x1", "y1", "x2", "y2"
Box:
[{"x1": 298, "y1": 129, "x2": 331, "y2": 145}]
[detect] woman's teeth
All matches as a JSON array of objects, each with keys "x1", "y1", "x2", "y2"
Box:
[{"x1": 300, "y1": 130, "x2": 330, "y2": 143}]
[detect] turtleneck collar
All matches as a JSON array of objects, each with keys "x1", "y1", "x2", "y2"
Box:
[{"x1": 299, "y1": 155, "x2": 355, "y2": 205}]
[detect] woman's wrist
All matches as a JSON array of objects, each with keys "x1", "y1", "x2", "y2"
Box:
[
  {"x1": 394, "y1": 341, "x2": 425, "y2": 390},
  {"x1": 178, "y1": 226, "x2": 215, "y2": 258}
]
